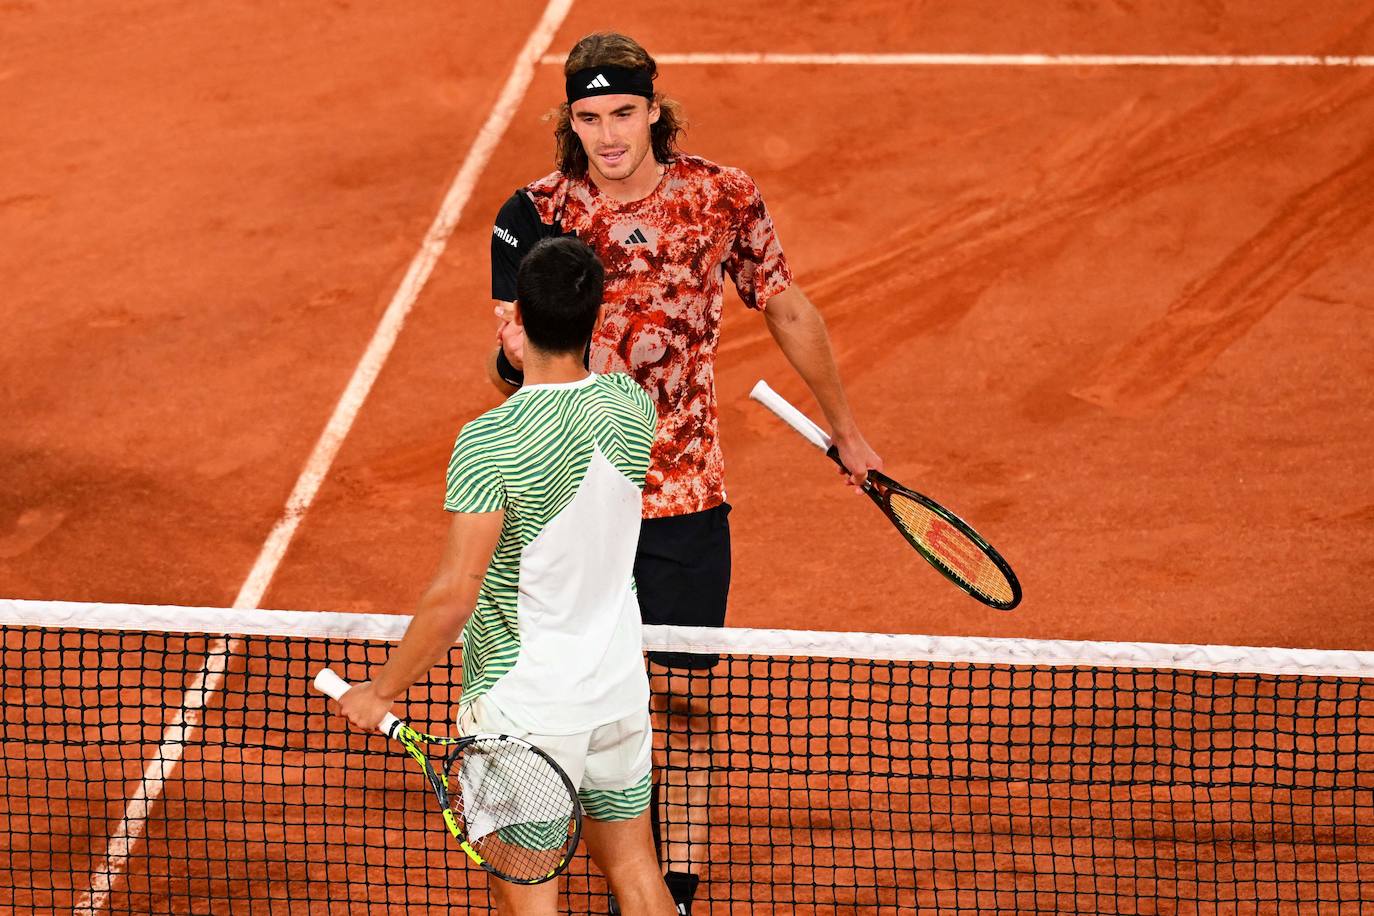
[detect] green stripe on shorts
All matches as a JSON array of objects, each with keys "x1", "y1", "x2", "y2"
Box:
[
  {"x1": 579, "y1": 771, "x2": 652, "y2": 822},
  {"x1": 492, "y1": 817, "x2": 574, "y2": 852}
]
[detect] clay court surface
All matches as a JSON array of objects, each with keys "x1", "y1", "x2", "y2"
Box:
[
  {"x1": 1, "y1": 0, "x2": 1372, "y2": 911},
  {"x1": 3, "y1": 0, "x2": 1373, "y2": 645}
]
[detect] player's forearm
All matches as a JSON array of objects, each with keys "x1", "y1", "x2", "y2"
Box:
[
  {"x1": 764, "y1": 288, "x2": 860, "y2": 439},
  {"x1": 371, "y1": 582, "x2": 475, "y2": 700}
]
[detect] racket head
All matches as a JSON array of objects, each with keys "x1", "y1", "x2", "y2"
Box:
[
  {"x1": 864, "y1": 470, "x2": 1022, "y2": 610},
  {"x1": 443, "y1": 733, "x2": 582, "y2": 884}
]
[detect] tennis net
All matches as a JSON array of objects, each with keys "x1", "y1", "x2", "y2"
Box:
[{"x1": 3, "y1": 598, "x2": 1372, "y2": 914}]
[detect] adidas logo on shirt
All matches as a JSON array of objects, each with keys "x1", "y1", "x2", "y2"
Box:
[
  {"x1": 586, "y1": 73, "x2": 611, "y2": 89},
  {"x1": 623, "y1": 228, "x2": 649, "y2": 246}
]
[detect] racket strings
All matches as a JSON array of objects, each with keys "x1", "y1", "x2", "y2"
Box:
[
  {"x1": 447, "y1": 737, "x2": 577, "y2": 882},
  {"x1": 886, "y1": 490, "x2": 1017, "y2": 605}
]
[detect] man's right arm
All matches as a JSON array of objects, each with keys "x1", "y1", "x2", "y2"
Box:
[
  {"x1": 486, "y1": 189, "x2": 544, "y2": 394},
  {"x1": 487, "y1": 317, "x2": 522, "y2": 396},
  {"x1": 337, "y1": 424, "x2": 508, "y2": 732},
  {"x1": 338, "y1": 508, "x2": 505, "y2": 731}
]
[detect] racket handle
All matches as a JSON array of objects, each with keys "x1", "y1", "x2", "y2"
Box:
[
  {"x1": 750, "y1": 379, "x2": 833, "y2": 452},
  {"x1": 312, "y1": 667, "x2": 402, "y2": 737}
]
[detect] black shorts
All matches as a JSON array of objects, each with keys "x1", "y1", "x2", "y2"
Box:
[{"x1": 634, "y1": 502, "x2": 731, "y2": 669}]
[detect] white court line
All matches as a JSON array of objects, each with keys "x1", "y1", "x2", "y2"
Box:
[
  {"x1": 540, "y1": 52, "x2": 1374, "y2": 67},
  {"x1": 71, "y1": 1, "x2": 576, "y2": 911}
]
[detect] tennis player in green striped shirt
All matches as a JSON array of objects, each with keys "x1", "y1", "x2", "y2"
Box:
[{"x1": 339, "y1": 237, "x2": 676, "y2": 915}]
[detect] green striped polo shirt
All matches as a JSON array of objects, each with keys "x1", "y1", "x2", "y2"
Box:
[{"x1": 444, "y1": 372, "x2": 657, "y2": 734}]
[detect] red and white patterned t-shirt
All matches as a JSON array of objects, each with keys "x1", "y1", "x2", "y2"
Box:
[{"x1": 522, "y1": 155, "x2": 793, "y2": 519}]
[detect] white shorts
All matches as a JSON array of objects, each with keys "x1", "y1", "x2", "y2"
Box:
[{"x1": 458, "y1": 695, "x2": 653, "y2": 822}]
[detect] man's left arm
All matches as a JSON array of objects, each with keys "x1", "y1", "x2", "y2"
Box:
[
  {"x1": 723, "y1": 173, "x2": 882, "y2": 487},
  {"x1": 763, "y1": 285, "x2": 883, "y2": 488}
]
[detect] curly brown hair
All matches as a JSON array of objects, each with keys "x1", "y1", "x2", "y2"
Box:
[{"x1": 553, "y1": 32, "x2": 686, "y2": 178}]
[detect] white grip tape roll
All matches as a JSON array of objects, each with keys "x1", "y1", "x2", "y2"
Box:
[{"x1": 749, "y1": 379, "x2": 832, "y2": 452}]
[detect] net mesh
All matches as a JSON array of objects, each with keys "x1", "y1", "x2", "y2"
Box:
[{"x1": 3, "y1": 599, "x2": 1373, "y2": 914}]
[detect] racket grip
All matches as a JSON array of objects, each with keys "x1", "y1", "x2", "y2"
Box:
[
  {"x1": 749, "y1": 380, "x2": 833, "y2": 452},
  {"x1": 312, "y1": 667, "x2": 402, "y2": 737}
]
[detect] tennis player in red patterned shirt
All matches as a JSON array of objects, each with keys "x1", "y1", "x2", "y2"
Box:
[{"x1": 485, "y1": 32, "x2": 882, "y2": 915}]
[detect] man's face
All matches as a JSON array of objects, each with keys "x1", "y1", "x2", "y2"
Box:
[{"x1": 569, "y1": 94, "x2": 660, "y2": 181}]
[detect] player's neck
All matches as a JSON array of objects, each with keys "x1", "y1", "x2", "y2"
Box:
[
  {"x1": 522, "y1": 348, "x2": 590, "y2": 387},
  {"x1": 588, "y1": 155, "x2": 664, "y2": 203}
]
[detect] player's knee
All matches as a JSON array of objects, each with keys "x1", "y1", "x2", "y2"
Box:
[{"x1": 488, "y1": 877, "x2": 559, "y2": 916}]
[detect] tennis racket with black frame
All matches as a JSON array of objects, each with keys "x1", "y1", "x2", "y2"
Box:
[
  {"x1": 312, "y1": 668, "x2": 582, "y2": 884},
  {"x1": 750, "y1": 380, "x2": 1022, "y2": 610}
]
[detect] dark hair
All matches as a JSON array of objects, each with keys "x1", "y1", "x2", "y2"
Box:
[
  {"x1": 553, "y1": 32, "x2": 686, "y2": 178},
  {"x1": 516, "y1": 237, "x2": 604, "y2": 355}
]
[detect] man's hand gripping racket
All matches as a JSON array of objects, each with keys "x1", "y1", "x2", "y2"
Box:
[
  {"x1": 750, "y1": 380, "x2": 1022, "y2": 610},
  {"x1": 312, "y1": 669, "x2": 582, "y2": 884}
]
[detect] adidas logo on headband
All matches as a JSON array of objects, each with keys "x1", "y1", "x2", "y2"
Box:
[{"x1": 567, "y1": 66, "x2": 654, "y2": 103}]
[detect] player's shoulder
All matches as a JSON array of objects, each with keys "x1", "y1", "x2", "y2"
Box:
[
  {"x1": 495, "y1": 170, "x2": 556, "y2": 223},
  {"x1": 522, "y1": 169, "x2": 577, "y2": 223},
  {"x1": 596, "y1": 370, "x2": 646, "y2": 398},
  {"x1": 595, "y1": 372, "x2": 656, "y2": 417},
  {"x1": 525, "y1": 168, "x2": 569, "y2": 196},
  {"x1": 455, "y1": 399, "x2": 524, "y2": 452},
  {"x1": 674, "y1": 155, "x2": 755, "y2": 187}
]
